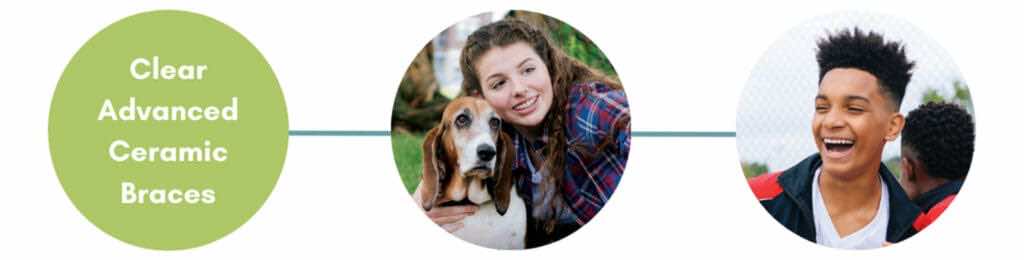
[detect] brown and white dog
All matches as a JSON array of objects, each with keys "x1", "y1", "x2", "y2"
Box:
[{"x1": 414, "y1": 97, "x2": 526, "y2": 249}]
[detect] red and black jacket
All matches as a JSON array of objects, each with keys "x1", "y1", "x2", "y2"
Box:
[
  {"x1": 912, "y1": 179, "x2": 964, "y2": 232},
  {"x1": 748, "y1": 154, "x2": 921, "y2": 243}
]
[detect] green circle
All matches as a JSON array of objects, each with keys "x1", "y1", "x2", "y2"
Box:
[{"x1": 49, "y1": 10, "x2": 288, "y2": 250}]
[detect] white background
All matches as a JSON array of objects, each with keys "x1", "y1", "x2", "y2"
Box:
[{"x1": 2, "y1": 0, "x2": 1021, "y2": 259}]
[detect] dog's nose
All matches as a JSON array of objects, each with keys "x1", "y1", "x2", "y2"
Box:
[{"x1": 477, "y1": 144, "x2": 496, "y2": 162}]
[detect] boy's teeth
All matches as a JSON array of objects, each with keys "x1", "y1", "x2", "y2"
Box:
[{"x1": 824, "y1": 138, "x2": 854, "y2": 144}]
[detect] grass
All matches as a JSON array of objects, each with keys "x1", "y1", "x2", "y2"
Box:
[{"x1": 392, "y1": 132, "x2": 425, "y2": 194}]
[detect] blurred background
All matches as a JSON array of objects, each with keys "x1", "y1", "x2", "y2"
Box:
[
  {"x1": 736, "y1": 12, "x2": 975, "y2": 179},
  {"x1": 391, "y1": 10, "x2": 619, "y2": 193}
]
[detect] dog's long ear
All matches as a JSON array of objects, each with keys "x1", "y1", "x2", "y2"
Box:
[
  {"x1": 493, "y1": 131, "x2": 515, "y2": 215},
  {"x1": 419, "y1": 126, "x2": 447, "y2": 211}
]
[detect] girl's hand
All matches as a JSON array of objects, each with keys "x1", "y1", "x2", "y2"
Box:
[
  {"x1": 413, "y1": 181, "x2": 478, "y2": 233},
  {"x1": 425, "y1": 205, "x2": 478, "y2": 232}
]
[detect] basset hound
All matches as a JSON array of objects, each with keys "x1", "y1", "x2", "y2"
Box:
[{"x1": 414, "y1": 97, "x2": 526, "y2": 249}]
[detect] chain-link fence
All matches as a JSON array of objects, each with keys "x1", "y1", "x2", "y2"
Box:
[{"x1": 737, "y1": 12, "x2": 972, "y2": 178}]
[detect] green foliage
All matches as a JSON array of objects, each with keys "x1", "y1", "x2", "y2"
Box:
[
  {"x1": 921, "y1": 88, "x2": 946, "y2": 104},
  {"x1": 742, "y1": 161, "x2": 771, "y2": 179},
  {"x1": 391, "y1": 132, "x2": 425, "y2": 194},
  {"x1": 918, "y1": 80, "x2": 974, "y2": 115},
  {"x1": 549, "y1": 23, "x2": 618, "y2": 78},
  {"x1": 953, "y1": 80, "x2": 974, "y2": 114}
]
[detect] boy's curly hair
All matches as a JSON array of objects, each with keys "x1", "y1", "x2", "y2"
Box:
[
  {"x1": 902, "y1": 102, "x2": 974, "y2": 180},
  {"x1": 817, "y1": 28, "x2": 915, "y2": 110}
]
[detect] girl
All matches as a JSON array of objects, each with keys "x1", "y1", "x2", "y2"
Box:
[{"x1": 423, "y1": 18, "x2": 630, "y2": 248}]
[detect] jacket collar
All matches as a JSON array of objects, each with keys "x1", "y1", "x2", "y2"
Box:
[
  {"x1": 914, "y1": 179, "x2": 964, "y2": 210},
  {"x1": 777, "y1": 153, "x2": 922, "y2": 243}
]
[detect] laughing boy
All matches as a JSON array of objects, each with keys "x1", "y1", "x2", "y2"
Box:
[{"x1": 749, "y1": 28, "x2": 922, "y2": 249}]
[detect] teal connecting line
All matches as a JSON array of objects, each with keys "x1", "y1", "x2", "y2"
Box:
[
  {"x1": 288, "y1": 130, "x2": 390, "y2": 136},
  {"x1": 630, "y1": 131, "x2": 735, "y2": 137},
  {"x1": 288, "y1": 130, "x2": 735, "y2": 138}
]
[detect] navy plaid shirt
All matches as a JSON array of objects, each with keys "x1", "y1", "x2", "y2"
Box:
[{"x1": 510, "y1": 81, "x2": 630, "y2": 225}]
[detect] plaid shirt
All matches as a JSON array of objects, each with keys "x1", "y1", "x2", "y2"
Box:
[{"x1": 510, "y1": 81, "x2": 630, "y2": 225}]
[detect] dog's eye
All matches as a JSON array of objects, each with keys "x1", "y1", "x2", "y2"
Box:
[
  {"x1": 455, "y1": 114, "x2": 470, "y2": 128},
  {"x1": 489, "y1": 117, "x2": 500, "y2": 130}
]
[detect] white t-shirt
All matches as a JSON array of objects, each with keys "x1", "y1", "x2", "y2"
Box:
[{"x1": 812, "y1": 168, "x2": 889, "y2": 249}]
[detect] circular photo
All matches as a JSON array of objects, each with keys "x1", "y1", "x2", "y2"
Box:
[
  {"x1": 390, "y1": 10, "x2": 630, "y2": 249},
  {"x1": 737, "y1": 12, "x2": 975, "y2": 249}
]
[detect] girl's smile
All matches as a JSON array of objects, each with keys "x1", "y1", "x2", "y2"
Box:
[{"x1": 475, "y1": 42, "x2": 554, "y2": 129}]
